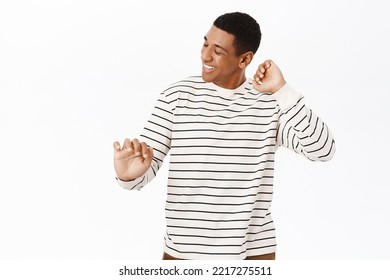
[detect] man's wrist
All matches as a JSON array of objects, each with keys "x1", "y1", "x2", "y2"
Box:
[
  {"x1": 116, "y1": 176, "x2": 135, "y2": 182},
  {"x1": 271, "y1": 80, "x2": 286, "y2": 94}
]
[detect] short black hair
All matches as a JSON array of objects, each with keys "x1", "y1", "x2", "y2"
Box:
[{"x1": 213, "y1": 12, "x2": 261, "y2": 56}]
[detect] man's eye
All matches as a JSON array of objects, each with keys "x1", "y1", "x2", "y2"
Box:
[{"x1": 214, "y1": 50, "x2": 221, "y2": 55}]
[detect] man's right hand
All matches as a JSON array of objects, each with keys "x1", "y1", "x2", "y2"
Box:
[{"x1": 113, "y1": 138, "x2": 154, "y2": 182}]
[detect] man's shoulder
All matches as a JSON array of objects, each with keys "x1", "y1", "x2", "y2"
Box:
[{"x1": 165, "y1": 76, "x2": 206, "y2": 90}]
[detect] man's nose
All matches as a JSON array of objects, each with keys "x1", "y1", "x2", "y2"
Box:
[{"x1": 201, "y1": 47, "x2": 212, "y2": 62}]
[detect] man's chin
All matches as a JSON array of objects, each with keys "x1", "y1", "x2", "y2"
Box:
[{"x1": 201, "y1": 73, "x2": 213, "y2": 83}]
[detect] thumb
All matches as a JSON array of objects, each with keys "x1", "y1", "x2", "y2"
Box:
[
  {"x1": 144, "y1": 146, "x2": 154, "y2": 160},
  {"x1": 142, "y1": 147, "x2": 154, "y2": 166}
]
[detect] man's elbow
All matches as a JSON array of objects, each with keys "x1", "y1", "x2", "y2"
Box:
[{"x1": 314, "y1": 139, "x2": 336, "y2": 162}]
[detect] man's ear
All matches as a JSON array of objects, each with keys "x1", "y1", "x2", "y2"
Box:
[{"x1": 239, "y1": 51, "x2": 254, "y2": 69}]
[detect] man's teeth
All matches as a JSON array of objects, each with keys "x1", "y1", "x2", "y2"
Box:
[{"x1": 204, "y1": 64, "x2": 215, "y2": 70}]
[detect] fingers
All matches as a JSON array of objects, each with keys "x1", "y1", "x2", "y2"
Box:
[
  {"x1": 263, "y1": 59, "x2": 272, "y2": 69},
  {"x1": 113, "y1": 140, "x2": 131, "y2": 154},
  {"x1": 254, "y1": 67, "x2": 265, "y2": 84},
  {"x1": 258, "y1": 60, "x2": 272, "y2": 74},
  {"x1": 132, "y1": 138, "x2": 142, "y2": 156},
  {"x1": 252, "y1": 78, "x2": 262, "y2": 88},
  {"x1": 113, "y1": 138, "x2": 153, "y2": 159},
  {"x1": 113, "y1": 141, "x2": 121, "y2": 151},
  {"x1": 254, "y1": 71, "x2": 263, "y2": 84},
  {"x1": 254, "y1": 59, "x2": 274, "y2": 84},
  {"x1": 123, "y1": 138, "x2": 133, "y2": 150},
  {"x1": 139, "y1": 141, "x2": 153, "y2": 159}
]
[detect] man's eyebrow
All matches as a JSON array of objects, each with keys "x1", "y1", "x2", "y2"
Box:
[{"x1": 203, "y1": 36, "x2": 228, "y2": 53}]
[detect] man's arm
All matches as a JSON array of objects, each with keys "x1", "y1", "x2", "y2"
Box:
[
  {"x1": 253, "y1": 60, "x2": 335, "y2": 161},
  {"x1": 113, "y1": 88, "x2": 177, "y2": 190}
]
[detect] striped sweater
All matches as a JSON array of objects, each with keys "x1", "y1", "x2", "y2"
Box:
[{"x1": 116, "y1": 76, "x2": 335, "y2": 260}]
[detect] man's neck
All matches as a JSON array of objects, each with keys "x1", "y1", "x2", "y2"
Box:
[{"x1": 215, "y1": 72, "x2": 246, "y2": 89}]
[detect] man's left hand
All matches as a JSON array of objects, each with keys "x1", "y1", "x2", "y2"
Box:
[{"x1": 253, "y1": 60, "x2": 286, "y2": 94}]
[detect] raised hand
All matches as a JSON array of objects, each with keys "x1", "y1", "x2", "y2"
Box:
[
  {"x1": 113, "y1": 138, "x2": 154, "y2": 182},
  {"x1": 252, "y1": 60, "x2": 286, "y2": 94}
]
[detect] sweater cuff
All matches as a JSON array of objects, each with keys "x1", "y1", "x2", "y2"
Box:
[
  {"x1": 115, "y1": 176, "x2": 143, "y2": 191},
  {"x1": 273, "y1": 83, "x2": 303, "y2": 111}
]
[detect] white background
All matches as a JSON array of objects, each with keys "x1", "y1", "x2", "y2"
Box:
[{"x1": 1, "y1": 0, "x2": 389, "y2": 261}]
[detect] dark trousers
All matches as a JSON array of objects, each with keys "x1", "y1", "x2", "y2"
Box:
[{"x1": 163, "y1": 251, "x2": 276, "y2": 260}]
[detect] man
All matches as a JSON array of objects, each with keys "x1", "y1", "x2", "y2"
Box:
[{"x1": 113, "y1": 12, "x2": 335, "y2": 260}]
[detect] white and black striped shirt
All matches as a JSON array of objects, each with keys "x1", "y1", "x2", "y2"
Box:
[{"x1": 117, "y1": 76, "x2": 335, "y2": 260}]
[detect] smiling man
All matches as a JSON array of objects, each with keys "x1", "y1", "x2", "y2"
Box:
[
  {"x1": 201, "y1": 14, "x2": 260, "y2": 90},
  {"x1": 113, "y1": 12, "x2": 335, "y2": 260}
]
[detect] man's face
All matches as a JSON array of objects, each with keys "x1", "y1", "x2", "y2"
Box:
[{"x1": 201, "y1": 25, "x2": 243, "y2": 89}]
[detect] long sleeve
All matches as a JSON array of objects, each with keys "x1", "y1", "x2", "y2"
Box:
[
  {"x1": 274, "y1": 83, "x2": 335, "y2": 161},
  {"x1": 116, "y1": 86, "x2": 179, "y2": 190}
]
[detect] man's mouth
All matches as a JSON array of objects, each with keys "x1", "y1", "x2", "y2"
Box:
[{"x1": 203, "y1": 64, "x2": 215, "y2": 71}]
